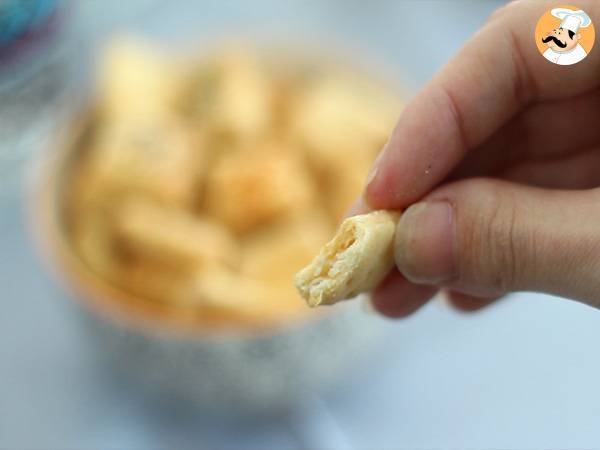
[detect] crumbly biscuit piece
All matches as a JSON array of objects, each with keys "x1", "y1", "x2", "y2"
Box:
[
  {"x1": 98, "y1": 37, "x2": 181, "y2": 119},
  {"x1": 114, "y1": 198, "x2": 239, "y2": 269},
  {"x1": 323, "y1": 150, "x2": 375, "y2": 221},
  {"x1": 181, "y1": 268, "x2": 307, "y2": 323},
  {"x1": 88, "y1": 115, "x2": 197, "y2": 205},
  {"x1": 241, "y1": 212, "x2": 333, "y2": 285},
  {"x1": 294, "y1": 210, "x2": 399, "y2": 307},
  {"x1": 117, "y1": 260, "x2": 185, "y2": 304},
  {"x1": 292, "y1": 74, "x2": 400, "y2": 176},
  {"x1": 205, "y1": 148, "x2": 316, "y2": 233},
  {"x1": 213, "y1": 50, "x2": 272, "y2": 139},
  {"x1": 291, "y1": 74, "x2": 400, "y2": 222},
  {"x1": 187, "y1": 48, "x2": 272, "y2": 140}
]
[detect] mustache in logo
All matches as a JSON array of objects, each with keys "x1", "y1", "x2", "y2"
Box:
[{"x1": 542, "y1": 35, "x2": 567, "y2": 48}]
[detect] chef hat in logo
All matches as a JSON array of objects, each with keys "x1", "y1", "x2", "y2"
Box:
[{"x1": 551, "y1": 8, "x2": 592, "y2": 33}]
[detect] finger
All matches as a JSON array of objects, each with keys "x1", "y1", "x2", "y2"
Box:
[
  {"x1": 393, "y1": 178, "x2": 600, "y2": 308},
  {"x1": 443, "y1": 290, "x2": 500, "y2": 312},
  {"x1": 370, "y1": 269, "x2": 437, "y2": 318},
  {"x1": 449, "y1": 88, "x2": 600, "y2": 180},
  {"x1": 500, "y1": 147, "x2": 600, "y2": 189},
  {"x1": 365, "y1": 0, "x2": 600, "y2": 210}
]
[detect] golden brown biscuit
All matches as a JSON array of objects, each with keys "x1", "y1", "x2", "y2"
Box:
[
  {"x1": 181, "y1": 267, "x2": 308, "y2": 324},
  {"x1": 295, "y1": 210, "x2": 399, "y2": 307},
  {"x1": 205, "y1": 148, "x2": 316, "y2": 233},
  {"x1": 117, "y1": 259, "x2": 185, "y2": 304},
  {"x1": 87, "y1": 114, "x2": 197, "y2": 205},
  {"x1": 292, "y1": 73, "x2": 400, "y2": 177},
  {"x1": 66, "y1": 42, "x2": 405, "y2": 328},
  {"x1": 114, "y1": 197, "x2": 239, "y2": 270},
  {"x1": 97, "y1": 37, "x2": 182, "y2": 119},
  {"x1": 188, "y1": 48, "x2": 273, "y2": 140},
  {"x1": 323, "y1": 150, "x2": 376, "y2": 221},
  {"x1": 241, "y1": 212, "x2": 333, "y2": 285}
]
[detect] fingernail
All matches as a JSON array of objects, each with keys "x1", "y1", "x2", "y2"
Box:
[
  {"x1": 365, "y1": 160, "x2": 379, "y2": 189},
  {"x1": 394, "y1": 201, "x2": 456, "y2": 285},
  {"x1": 364, "y1": 145, "x2": 387, "y2": 193},
  {"x1": 437, "y1": 291, "x2": 454, "y2": 310},
  {"x1": 360, "y1": 295, "x2": 377, "y2": 315},
  {"x1": 342, "y1": 146, "x2": 386, "y2": 218}
]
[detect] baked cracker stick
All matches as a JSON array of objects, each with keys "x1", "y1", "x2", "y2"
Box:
[
  {"x1": 294, "y1": 210, "x2": 399, "y2": 307},
  {"x1": 180, "y1": 268, "x2": 305, "y2": 323},
  {"x1": 115, "y1": 198, "x2": 239, "y2": 269}
]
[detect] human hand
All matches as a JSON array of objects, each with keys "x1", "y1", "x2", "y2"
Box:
[{"x1": 350, "y1": 0, "x2": 600, "y2": 316}]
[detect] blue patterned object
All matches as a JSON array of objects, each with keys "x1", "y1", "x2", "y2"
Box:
[{"x1": 0, "y1": 0, "x2": 60, "y2": 44}]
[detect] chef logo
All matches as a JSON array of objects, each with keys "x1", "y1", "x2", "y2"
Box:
[{"x1": 535, "y1": 5, "x2": 595, "y2": 65}]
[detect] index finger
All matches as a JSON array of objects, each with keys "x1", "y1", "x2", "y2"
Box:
[{"x1": 365, "y1": 0, "x2": 600, "y2": 210}]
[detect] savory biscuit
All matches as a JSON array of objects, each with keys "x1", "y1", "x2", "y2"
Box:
[
  {"x1": 98, "y1": 37, "x2": 182, "y2": 119},
  {"x1": 182, "y1": 268, "x2": 307, "y2": 324},
  {"x1": 114, "y1": 198, "x2": 239, "y2": 269},
  {"x1": 88, "y1": 115, "x2": 197, "y2": 205},
  {"x1": 292, "y1": 74, "x2": 399, "y2": 176},
  {"x1": 295, "y1": 210, "x2": 399, "y2": 307},
  {"x1": 192, "y1": 49, "x2": 273, "y2": 140},
  {"x1": 241, "y1": 212, "x2": 333, "y2": 285},
  {"x1": 205, "y1": 148, "x2": 316, "y2": 233},
  {"x1": 117, "y1": 260, "x2": 185, "y2": 304}
]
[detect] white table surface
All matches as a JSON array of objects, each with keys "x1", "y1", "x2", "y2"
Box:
[{"x1": 2, "y1": 1, "x2": 600, "y2": 449}]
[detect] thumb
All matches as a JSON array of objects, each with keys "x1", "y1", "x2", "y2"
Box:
[{"x1": 394, "y1": 178, "x2": 600, "y2": 307}]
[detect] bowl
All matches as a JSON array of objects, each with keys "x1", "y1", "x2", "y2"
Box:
[{"x1": 29, "y1": 42, "x2": 400, "y2": 413}]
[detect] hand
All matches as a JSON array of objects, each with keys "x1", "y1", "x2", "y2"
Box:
[{"x1": 350, "y1": 0, "x2": 600, "y2": 317}]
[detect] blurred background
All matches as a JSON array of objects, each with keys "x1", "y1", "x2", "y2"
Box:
[{"x1": 2, "y1": 1, "x2": 600, "y2": 449}]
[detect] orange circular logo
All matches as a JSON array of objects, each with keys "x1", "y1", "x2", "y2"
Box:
[{"x1": 535, "y1": 5, "x2": 595, "y2": 65}]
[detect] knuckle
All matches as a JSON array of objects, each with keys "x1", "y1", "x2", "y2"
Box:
[
  {"x1": 486, "y1": 0, "x2": 531, "y2": 26},
  {"x1": 455, "y1": 181, "x2": 523, "y2": 293},
  {"x1": 486, "y1": 1, "x2": 517, "y2": 24}
]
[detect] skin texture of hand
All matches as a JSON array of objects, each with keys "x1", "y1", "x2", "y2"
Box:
[{"x1": 349, "y1": 0, "x2": 600, "y2": 317}]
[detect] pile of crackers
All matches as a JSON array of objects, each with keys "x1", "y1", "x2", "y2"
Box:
[{"x1": 64, "y1": 37, "x2": 401, "y2": 328}]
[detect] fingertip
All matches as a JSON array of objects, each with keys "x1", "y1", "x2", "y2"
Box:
[
  {"x1": 371, "y1": 269, "x2": 438, "y2": 318},
  {"x1": 363, "y1": 150, "x2": 399, "y2": 210},
  {"x1": 443, "y1": 290, "x2": 501, "y2": 312},
  {"x1": 394, "y1": 200, "x2": 457, "y2": 285}
]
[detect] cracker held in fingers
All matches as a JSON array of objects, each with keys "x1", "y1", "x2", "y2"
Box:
[{"x1": 294, "y1": 210, "x2": 399, "y2": 307}]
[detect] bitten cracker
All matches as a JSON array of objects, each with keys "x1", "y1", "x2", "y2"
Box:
[{"x1": 294, "y1": 210, "x2": 399, "y2": 307}]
